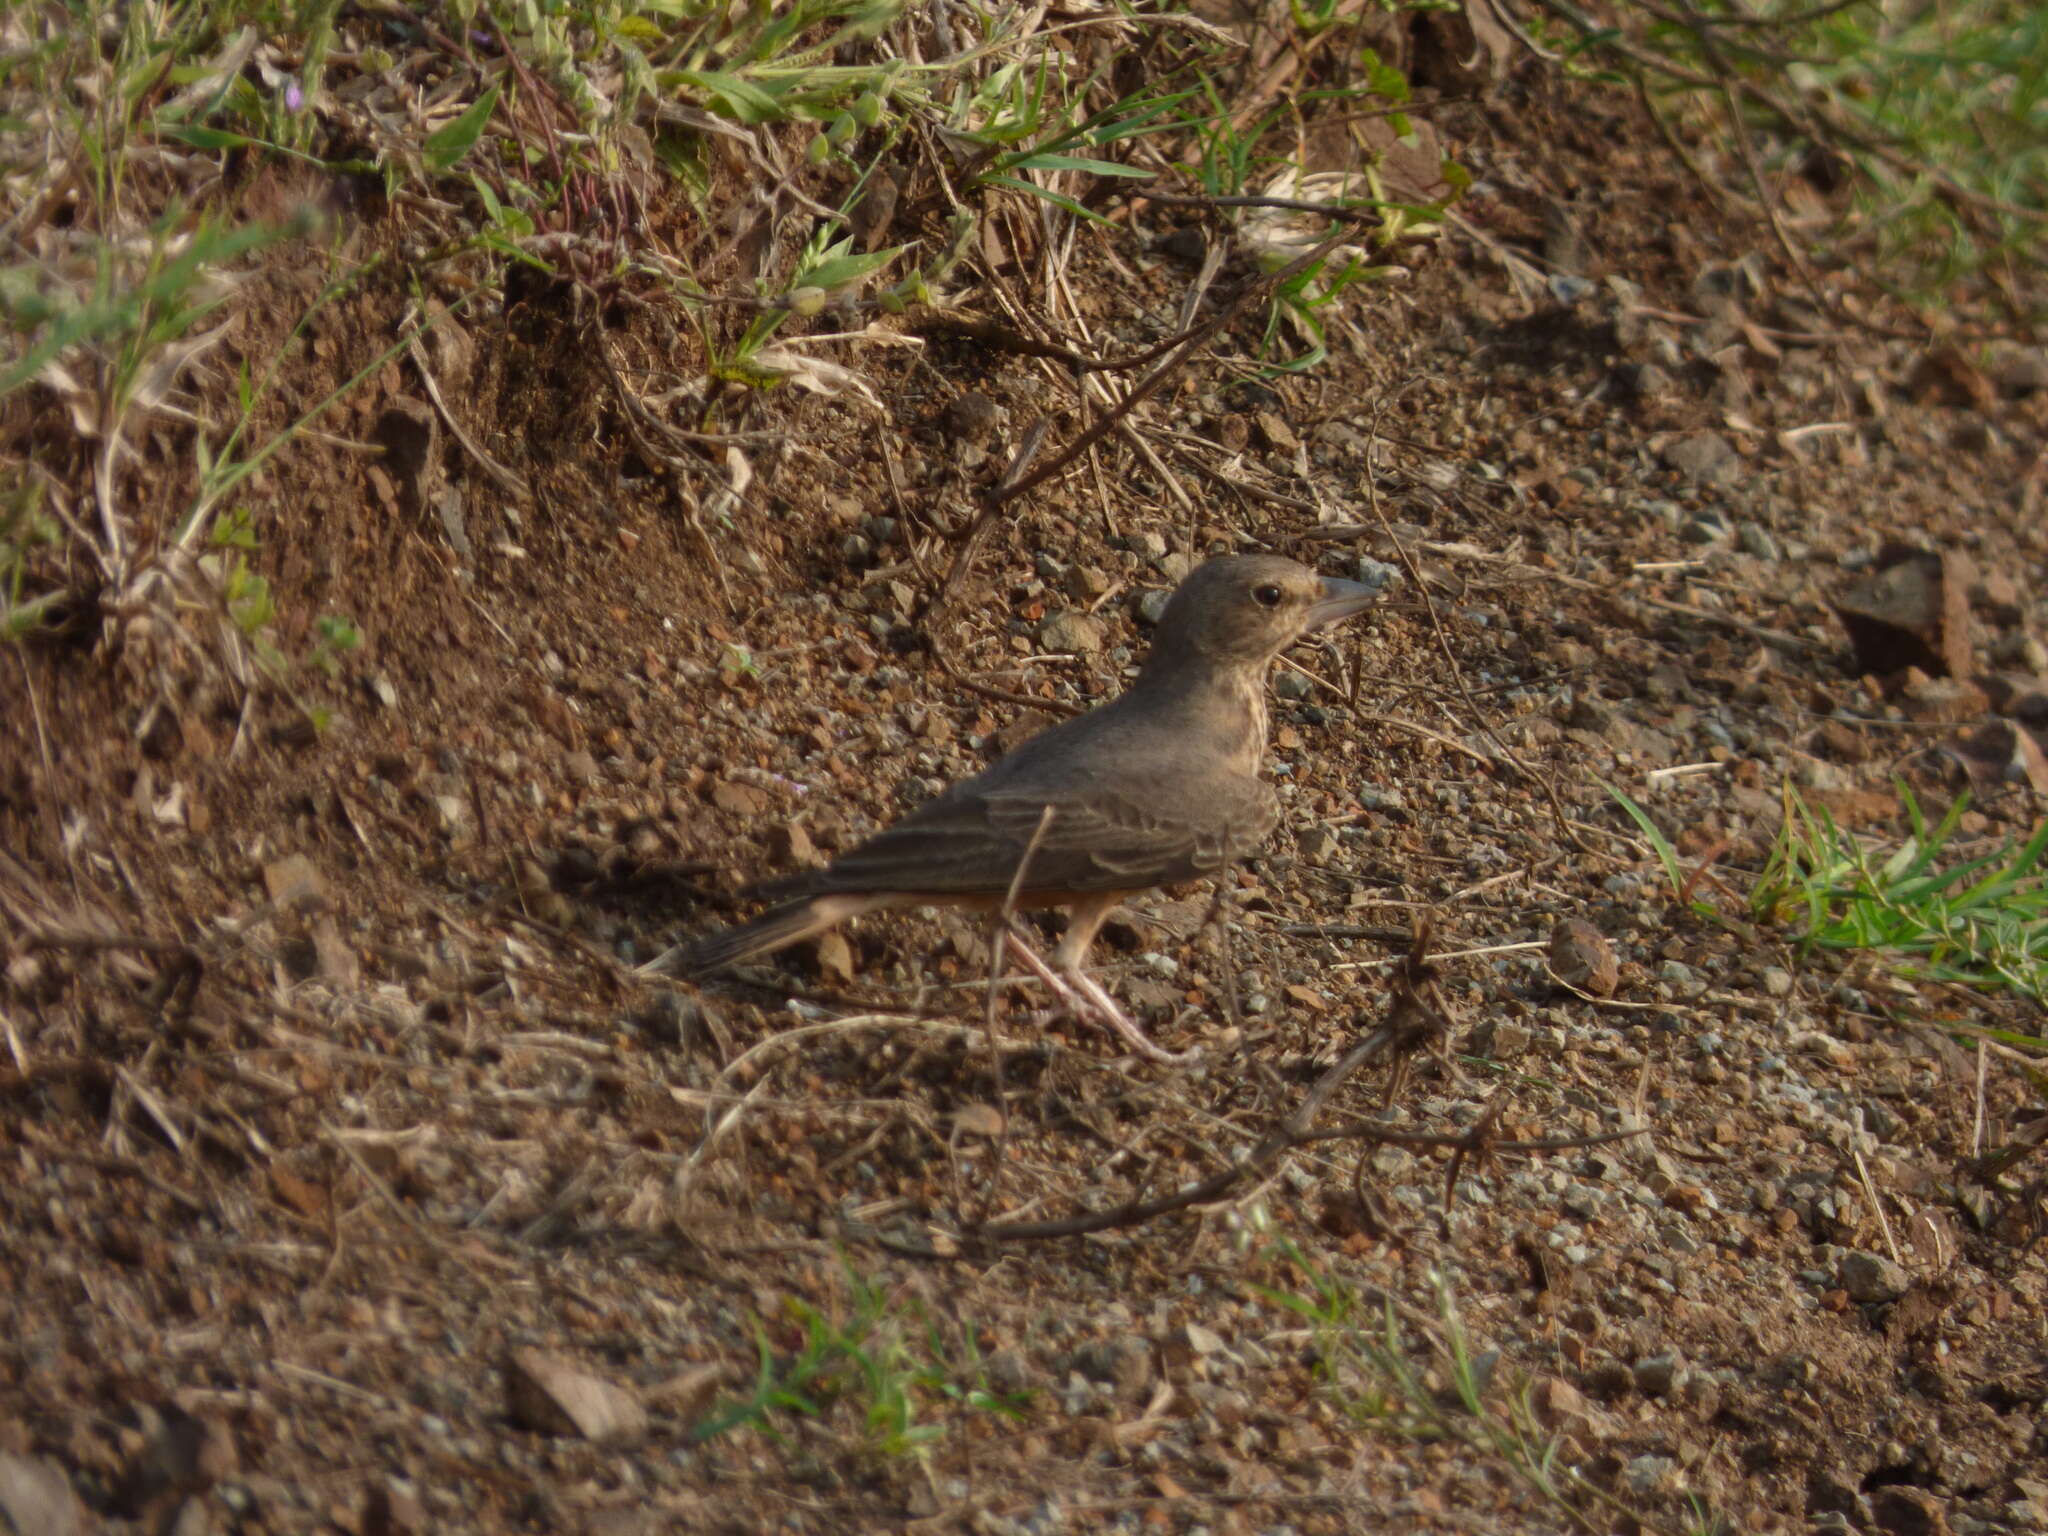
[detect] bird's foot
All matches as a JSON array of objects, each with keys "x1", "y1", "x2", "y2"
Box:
[{"x1": 1002, "y1": 929, "x2": 1199, "y2": 1066}]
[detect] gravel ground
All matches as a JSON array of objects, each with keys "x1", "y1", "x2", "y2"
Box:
[{"x1": 4, "y1": 51, "x2": 2047, "y2": 1536}]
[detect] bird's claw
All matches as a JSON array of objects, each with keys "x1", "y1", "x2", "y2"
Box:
[{"x1": 1003, "y1": 929, "x2": 1199, "y2": 1066}]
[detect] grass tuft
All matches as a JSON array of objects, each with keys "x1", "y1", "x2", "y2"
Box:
[
  {"x1": 1249, "y1": 1228, "x2": 1728, "y2": 1535},
  {"x1": 1753, "y1": 783, "x2": 2048, "y2": 1012},
  {"x1": 691, "y1": 1262, "x2": 1026, "y2": 1460},
  {"x1": 1531, "y1": 0, "x2": 2048, "y2": 319}
]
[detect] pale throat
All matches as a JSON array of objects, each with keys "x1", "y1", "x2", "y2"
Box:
[{"x1": 1224, "y1": 669, "x2": 1270, "y2": 771}]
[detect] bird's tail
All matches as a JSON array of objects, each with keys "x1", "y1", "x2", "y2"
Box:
[{"x1": 640, "y1": 897, "x2": 828, "y2": 978}]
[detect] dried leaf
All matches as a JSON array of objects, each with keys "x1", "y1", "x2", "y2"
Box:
[
  {"x1": 742, "y1": 347, "x2": 883, "y2": 410},
  {"x1": 505, "y1": 1349, "x2": 648, "y2": 1442}
]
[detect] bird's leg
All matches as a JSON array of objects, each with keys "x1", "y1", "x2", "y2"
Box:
[
  {"x1": 1003, "y1": 918, "x2": 1199, "y2": 1066},
  {"x1": 1001, "y1": 926, "x2": 1092, "y2": 1016},
  {"x1": 1065, "y1": 965, "x2": 1201, "y2": 1066},
  {"x1": 1197, "y1": 878, "x2": 1241, "y2": 1032}
]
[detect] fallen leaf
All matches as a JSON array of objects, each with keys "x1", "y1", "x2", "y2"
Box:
[
  {"x1": 1908, "y1": 344, "x2": 1996, "y2": 411},
  {"x1": 1548, "y1": 917, "x2": 1618, "y2": 996},
  {"x1": 269, "y1": 1161, "x2": 331, "y2": 1222},
  {"x1": 505, "y1": 1349, "x2": 648, "y2": 1442}
]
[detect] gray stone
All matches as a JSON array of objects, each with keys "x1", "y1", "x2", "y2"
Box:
[
  {"x1": 1037, "y1": 611, "x2": 1105, "y2": 654},
  {"x1": 1839, "y1": 1249, "x2": 1910, "y2": 1304},
  {"x1": 0, "y1": 1452, "x2": 88, "y2": 1536},
  {"x1": 1352, "y1": 556, "x2": 1401, "y2": 591},
  {"x1": 1738, "y1": 523, "x2": 1782, "y2": 560},
  {"x1": 1632, "y1": 1350, "x2": 1687, "y2": 1398},
  {"x1": 1614, "y1": 361, "x2": 1673, "y2": 400},
  {"x1": 1634, "y1": 496, "x2": 1684, "y2": 531},
  {"x1": 1625, "y1": 1454, "x2": 1679, "y2": 1496},
  {"x1": 1658, "y1": 960, "x2": 1705, "y2": 997},
  {"x1": 1680, "y1": 507, "x2": 1733, "y2": 544},
  {"x1": 1662, "y1": 431, "x2": 1740, "y2": 487},
  {"x1": 1296, "y1": 826, "x2": 1338, "y2": 862}
]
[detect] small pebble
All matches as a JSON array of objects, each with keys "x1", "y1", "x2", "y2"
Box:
[
  {"x1": 1737, "y1": 523, "x2": 1781, "y2": 560},
  {"x1": 1632, "y1": 1350, "x2": 1687, "y2": 1398},
  {"x1": 1037, "y1": 611, "x2": 1105, "y2": 654},
  {"x1": 1352, "y1": 556, "x2": 1401, "y2": 591},
  {"x1": 1838, "y1": 1250, "x2": 1909, "y2": 1304}
]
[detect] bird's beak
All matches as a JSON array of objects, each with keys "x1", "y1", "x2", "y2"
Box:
[{"x1": 1305, "y1": 576, "x2": 1380, "y2": 631}]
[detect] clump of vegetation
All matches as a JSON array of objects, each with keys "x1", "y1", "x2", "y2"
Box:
[
  {"x1": 692, "y1": 1263, "x2": 1026, "y2": 1460},
  {"x1": 1, "y1": 0, "x2": 1455, "y2": 658},
  {"x1": 1248, "y1": 1225, "x2": 1728, "y2": 1535},
  {"x1": 1531, "y1": 0, "x2": 2048, "y2": 320},
  {"x1": 1752, "y1": 785, "x2": 2048, "y2": 1013},
  {"x1": 1610, "y1": 779, "x2": 2048, "y2": 1043}
]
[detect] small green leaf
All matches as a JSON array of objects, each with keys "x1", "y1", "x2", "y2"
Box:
[
  {"x1": 796, "y1": 245, "x2": 905, "y2": 292},
  {"x1": 210, "y1": 507, "x2": 259, "y2": 551},
  {"x1": 1359, "y1": 47, "x2": 1411, "y2": 105},
  {"x1": 666, "y1": 69, "x2": 785, "y2": 124},
  {"x1": 980, "y1": 175, "x2": 1113, "y2": 224},
  {"x1": 1002, "y1": 152, "x2": 1153, "y2": 178},
  {"x1": 424, "y1": 85, "x2": 499, "y2": 172},
  {"x1": 315, "y1": 614, "x2": 363, "y2": 651}
]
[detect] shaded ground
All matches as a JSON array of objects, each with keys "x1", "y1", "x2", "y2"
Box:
[{"x1": 5, "y1": 23, "x2": 2048, "y2": 1536}]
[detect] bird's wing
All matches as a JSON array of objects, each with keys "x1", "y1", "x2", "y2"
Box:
[{"x1": 810, "y1": 777, "x2": 1278, "y2": 898}]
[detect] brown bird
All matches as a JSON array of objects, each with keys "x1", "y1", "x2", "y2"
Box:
[{"x1": 654, "y1": 554, "x2": 1380, "y2": 1059}]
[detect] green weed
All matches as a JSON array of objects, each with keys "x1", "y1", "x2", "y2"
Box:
[
  {"x1": 1251, "y1": 1231, "x2": 1724, "y2": 1535},
  {"x1": 0, "y1": 478, "x2": 62, "y2": 640},
  {"x1": 1604, "y1": 782, "x2": 1698, "y2": 905},
  {"x1": 1538, "y1": 0, "x2": 2048, "y2": 317},
  {"x1": 1753, "y1": 783, "x2": 2048, "y2": 1011},
  {"x1": 692, "y1": 1263, "x2": 1026, "y2": 1460},
  {"x1": 6, "y1": 0, "x2": 1468, "y2": 657},
  {"x1": 198, "y1": 507, "x2": 361, "y2": 728}
]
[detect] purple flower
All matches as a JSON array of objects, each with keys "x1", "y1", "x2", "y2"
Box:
[{"x1": 285, "y1": 81, "x2": 304, "y2": 112}]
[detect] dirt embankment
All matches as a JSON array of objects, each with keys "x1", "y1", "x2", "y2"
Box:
[{"x1": 4, "y1": 10, "x2": 2048, "y2": 1535}]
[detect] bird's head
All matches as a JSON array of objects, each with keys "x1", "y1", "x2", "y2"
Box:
[{"x1": 1146, "y1": 554, "x2": 1379, "y2": 673}]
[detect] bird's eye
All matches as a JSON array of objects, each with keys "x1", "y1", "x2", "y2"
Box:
[{"x1": 1252, "y1": 583, "x2": 1284, "y2": 607}]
